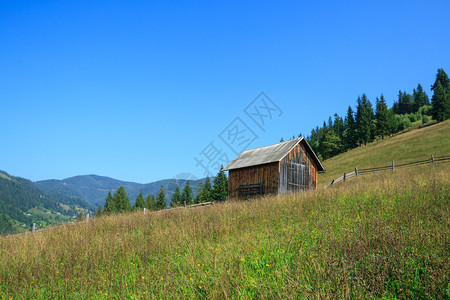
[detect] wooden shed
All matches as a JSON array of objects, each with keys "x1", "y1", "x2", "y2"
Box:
[{"x1": 223, "y1": 137, "x2": 325, "y2": 199}]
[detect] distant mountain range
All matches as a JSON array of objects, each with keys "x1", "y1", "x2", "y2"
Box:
[
  {"x1": 0, "y1": 170, "x2": 205, "y2": 234},
  {"x1": 35, "y1": 174, "x2": 204, "y2": 208}
]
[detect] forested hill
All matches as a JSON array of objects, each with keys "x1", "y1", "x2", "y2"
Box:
[
  {"x1": 0, "y1": 170, "x2": 93, "y2": 235},
  {"x1": 285, "y1": 68, "x2": 450, "y2": 161},
  {"x1": 35, "y1": 175, "x2": 204, "y2": 208},
  {"x1": 0, "y1": 171, "x2": 204, "y2": 235}
]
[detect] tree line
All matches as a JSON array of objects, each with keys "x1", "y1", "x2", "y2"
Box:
[
  {"x1": 95, "y1": 168, "x2": 228, "y2": 217},
  {"x1": 282, "y1": 68, "x2": 449, "y2": 160}
]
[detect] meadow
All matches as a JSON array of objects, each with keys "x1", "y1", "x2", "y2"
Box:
[
  {"x1": 319, "y1": 119, "x2": 450, "y2": 187},
  {"x1": 0, "y1": 161, "x2": 448, "y2": 299}
]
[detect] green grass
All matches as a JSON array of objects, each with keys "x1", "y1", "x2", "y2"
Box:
[
  {"x1": 0, "y1": 163, "x2": 448, "y2": 299},
  {"x1": 319, "y1": 119, "x2": 450, "y2": 187}
]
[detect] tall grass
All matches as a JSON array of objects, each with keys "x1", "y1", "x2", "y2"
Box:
[{"x1": 1, "y1": 164, "x2": 449, "y2": 299}]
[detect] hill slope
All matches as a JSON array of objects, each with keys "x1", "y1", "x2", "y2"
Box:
[
  {"x1": 0, "y1": 171, "x2": 93, "y2": 234},
  {"x1": 1, "y1": 159, "x2": 448, "y2": 298},
  {"x1": 319, "y1": 119, "x2": 450, "y2": 187}
]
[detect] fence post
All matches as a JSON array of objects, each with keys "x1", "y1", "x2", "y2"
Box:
[
  {"x1": 143, "y1": 207, "x2": 146, "y2": 214},
  {"x1": 32, "y1": 223, "x2": 36, "y2": 233},
  {"x1": 343, "y1": 172, "x2": 346, "y2": 181},
  {"x1": 392, "y1": 160, "x2": 395, "y2": 171},
  {"x1": 355, "y1": 167, "x2": 358, "y2": 176},
  {"x1": 184, "y1": 201, "x2": 186, "y2": 207},
  {"x1": 86, "y1": 213, "x2": 89, "y2": 222},
  {"x1": 431, "y1": 155, "x2": 435, "y2": 163}
]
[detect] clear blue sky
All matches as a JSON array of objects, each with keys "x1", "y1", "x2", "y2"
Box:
[{"x1": 1, "y1": 0, "x2": 449, "y2": 183}]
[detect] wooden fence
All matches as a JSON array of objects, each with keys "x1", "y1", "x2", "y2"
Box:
[{"x1": 324, "y1": 154, "x2": 450, "y2": 189}]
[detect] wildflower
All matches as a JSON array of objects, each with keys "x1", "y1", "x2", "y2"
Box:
[
  {"x1": 266, "y1": 264, "x2": 270, "y2": 267},
  {"x1": 105, "y1": 293, "x2": 108, "y2": 296},
  {"x1": 199, "y1": 286, "x2": 202, "y2": 289},
  {"x1": 142, "y1": 276, "x2": 145, "y2": 280},
  {"x1": 240, "y1": 258, "x2": 244, "y2": 261}
]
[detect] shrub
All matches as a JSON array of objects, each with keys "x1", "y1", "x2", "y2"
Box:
[
  {"x1": 418, "y1": 105, "x2": 433, "y2": 116},
  {"x1": 408, "y1": 113, "x2": 417, "y2": 122}
]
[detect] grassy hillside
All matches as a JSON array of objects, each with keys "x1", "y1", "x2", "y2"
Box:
[
  {"x1": 319, "y1": 119, "x2": 450, "y2": 187},
  {"x1": 1, "y1": 162, "x2": 448, "y2": 298}
]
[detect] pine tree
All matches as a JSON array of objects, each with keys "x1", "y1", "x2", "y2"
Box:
[
  {"x1": 431, "y1": 81, "x2": 449, "y2": 122},
  {"x1": 327, "y1": 116, "x2": 333, "y2": 131},
  {"x1": 113, "y1": 186, "x2": 131, "y2": 213},
  {"x1": 203, "y1": 177, "x2": 212, "y2": 202},
  {"x1": 170, "y1": 186, "x2": 182, "y2": 207},
  {"x1": 156, "y1": 186, "x2": 166, "y2": 210},
  {"x1": 431, "y1": 68, "x2": 450, "y2": 94},
  {"x1": 195, "y1": 177, "x2": 212, "y2": 203},
  {"x1": 343, "y1": 106, "x2": 357, "y2": 150},
  {"x1": 387, "y1": 108, "x2": 398, "y2": 135},
  {"x1": 212, "y1": 166, "x2": 228, "y2": 201},
  {"x1": 403, "y1": 93, "x2": 414, "y2": 114},
  {"x1": 396, "y1": 91, "x2": 403, "y2": 114},
  {"x1": 103, "y1": 191, "x2": 115, "y2": 214},
  {"x1": 317, "y1": 120, "x2": 331, "y2": 157},
  {"x1": 319, "y1": 131, "x2": 342, "y2": 159},
  {"x1": 194, "y1": 180, "x2": 204, "y2": 204},
  {"x1": 431, "y1": 68, "x2": 450, "y2": 122},
  {"x1": 133, "y1": 190, "x2": 145, "y2": 211},
  {"x1": 356, "y1": 94, "x2": 374, "y2": 145},
  {"x1": 145, "y1": 194, "x2": 157, "y2": 211},
  {"x1": 412, "y1": 83, "x2": 429, "y2": 111},
  {"x1": 181, "y1": 180, "x2": 193, "y2": 205},
  {"x1": 95, "y1": 205, "x2": 102, "y2": 217},
  {"x1": 307, "y1": 127, "x2": 320, "y2": 155},
  {"x1": 366, "y1": 99, "x2": 375, "y2": 141},
  {"x1": 392, "y1": 100, "x2": 400, "y2": 115},
  {"x1": 333, "y1": 113, "x2": 344, "y2": 140},
  {"x1": 375, "y1": 94, "x2": 389, "y2": 139}
]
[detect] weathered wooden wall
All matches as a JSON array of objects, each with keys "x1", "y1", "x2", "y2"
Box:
[
  {"x1": 228, "y1": 163, "x2": 279, "y2": 198},
  {"x1": 278, "y1": 141, "x2": 319, "y2": 193}
]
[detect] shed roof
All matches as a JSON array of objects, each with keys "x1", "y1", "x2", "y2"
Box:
[{"x1": 223, "y1": 137, "x2": 325, "y2": 171}]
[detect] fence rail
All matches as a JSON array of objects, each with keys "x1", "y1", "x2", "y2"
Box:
[{"x1": 324, "y1": 154, "x2": 450, "y2": 189}]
